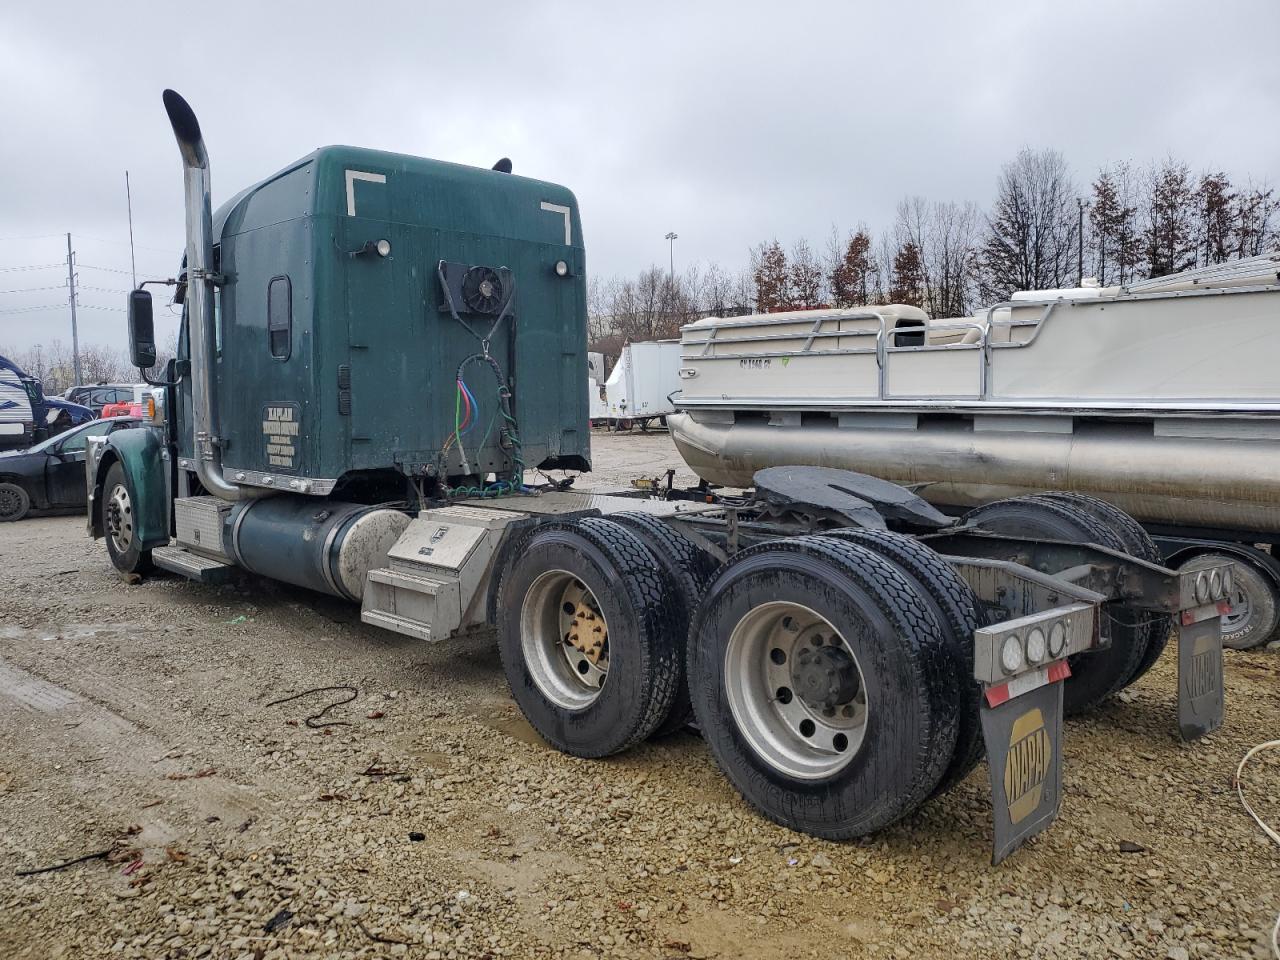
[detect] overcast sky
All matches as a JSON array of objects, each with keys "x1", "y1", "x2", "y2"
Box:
[{"x1": 2, "y1": 0, "x2": 1278, "y2": 354}]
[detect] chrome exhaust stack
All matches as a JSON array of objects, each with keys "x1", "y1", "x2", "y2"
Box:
[{"x1": 162, "y1": 89, "x2": 253, "y2": 501}]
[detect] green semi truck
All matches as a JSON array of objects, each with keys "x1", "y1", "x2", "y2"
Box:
[{"x1": 86, "y1": 91, "x2": 1231, "y2": 863}]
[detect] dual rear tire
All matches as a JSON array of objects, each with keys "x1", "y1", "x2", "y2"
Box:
[
  {"x1": 499, "y1": 520, "x2": 979, "y2": 839},
  {"x1": 496, "y1": 518, "x2": 683, "y2": 757},
  {"x1": 686, "y1": 535, "x2": 963, "y2": 838}
]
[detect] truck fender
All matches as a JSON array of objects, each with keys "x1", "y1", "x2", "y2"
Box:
[{"x1": 89, "y1": 427, "x2": 170, "y2": 549}]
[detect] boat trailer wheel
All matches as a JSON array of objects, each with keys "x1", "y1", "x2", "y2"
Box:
[{"x1": 724, "y1": 601, "x2": 868, "y2": 779}]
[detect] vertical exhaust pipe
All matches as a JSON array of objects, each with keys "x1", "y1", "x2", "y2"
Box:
[{"x1": 162, "y1": 89, "x2": 254, "y2": 501}]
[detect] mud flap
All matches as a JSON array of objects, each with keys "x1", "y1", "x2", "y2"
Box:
[
  {"x1": 1176, "y1": 603, "x2": 1226, "y2": 741},
  {"x1": 982, "y1": 675, "x2": 1065, "y2": 865}
]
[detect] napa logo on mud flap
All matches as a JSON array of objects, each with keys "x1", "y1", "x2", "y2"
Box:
[
  {"x1": 1185, "y1": 632, "x2": 1221, "y2": 708},
  {"x1": 1004, "y1": 708, "x2": 1052, "y2": 824},
  {"x1": 261, "y1": 402, "x2": 300, "y2": 471}
]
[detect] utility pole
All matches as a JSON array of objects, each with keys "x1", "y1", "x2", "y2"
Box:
[
  {"x1": 125, "y1": 170, "x2": 138, "y2": 289},
  {"x1": 66, "y1": 233, "x2": 82, "y2": 386},
  {"x1": 1076, "y1": 199, "x2": 1087, "y2": 287}
]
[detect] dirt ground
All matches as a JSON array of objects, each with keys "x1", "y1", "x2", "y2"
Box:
[{"x1": 1, "y1": 427, "x2": 1278, "y2": 960}]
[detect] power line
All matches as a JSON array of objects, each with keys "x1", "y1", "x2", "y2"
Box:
[
  {"x1": 0, "y1": 233, "x2": 176, "y2": 256},
  {"x1": 0, "y1": 284, "x2": 67, "y2": 295},
  {"x1": 0, "y1": 304, "x2": 67, "y2": 315},
  {"x1": 0, "y1": 263, "x2": 63, "y2": 273},
  {"x1": 77, "y1": 304, "x2": 126, "y2": 313},
  {"x1": 78, "y1": 284, "x2": 130, "y2": 294},
  {"x1": 75, "y1": 232, "x2": 176, "y2": 256},
  {"x1": 75, "y1": 262, "x2": 169, "y2": 277},
  {"x1": 76, "y1": 262, "x2": 134, "y2": 275}
]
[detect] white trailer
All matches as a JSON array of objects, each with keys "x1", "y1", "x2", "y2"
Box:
[
  {"x1": 604, "y1": 340, "x2": 683, "y2": 428},
  {"x1": 586, "y1": 352, "x2": 609, "y2": 422},
  {"x1": 0, "y1": 356, "x2": 35, "y2": 449}
]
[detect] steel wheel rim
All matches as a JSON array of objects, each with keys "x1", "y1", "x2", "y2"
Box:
[
  {"x1": 1221, "y1": 584, "x2": 1250, "y2": 632},
  {"x1": 520, "y1": 569, "x2": 609, "y2": 710},
  {"x1": 106, "y1": 483, "x2": 134, "y2": 554},
  {"x1": 0, "y1": 486, "x2": 21, "y2": 519},
  {"x1": 725, "y1": 601, "x2": 868, "y2": 780}
]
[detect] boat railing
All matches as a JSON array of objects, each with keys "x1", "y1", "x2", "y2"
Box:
[
  {"x1": 680, "y1": 273, "x2": 1280, "y2": 404},
  {"x1": 686, "y1": 310, "x2": 886, "y2": 358}
]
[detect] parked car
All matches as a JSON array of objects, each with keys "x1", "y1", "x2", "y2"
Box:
[
  {"x1": 0, "y1": 416, "x2": 141, "y2": 521},
  {"x1": 0, "y1": 354, "x2": 95, "y2": 451},
  {"x1": 64, "y1": 383, "x2": 146, "y2": 416}
]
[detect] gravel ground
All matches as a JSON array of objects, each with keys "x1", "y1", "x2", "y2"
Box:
[{"x1": 0, "y1": 427, "x2": 1277, "y2": 960}]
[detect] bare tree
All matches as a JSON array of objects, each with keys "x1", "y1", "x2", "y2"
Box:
[
  {"x1": 78, "y1": 344, "x2": 130, "y2": 384},
  {"x1": 728, "y1": 266, "x2": 756, "y2": 316},
  {"x1": 589, "y1": 148, "x2": 1275, "y2": 326},
  {"x1": 894, "y1": 198, "x2": 979, "y2": 317},
  {"x1": 1089, "y1": 164, "x2": 1142, "y2": 285},
  {"x1": 872, "y1": 232, "x2": 897, "y2": 304},
  {"x1": 980, "y1": 148, "x2": 1079, "y2": 299},
  {"x1": 1194, "y1": 171, "x2": 1236, "y2": 267},
  {"x1": 152, "y1": 330, "x2": 179, "y2": 375},
  {"x1": 6, "y1": 339, "x2": 141, "y2": 395},
  {"x1": 701, "y1": 262, "x2": 750, "y2": 318},
  {"x1": 1235, "y1": 180, "x2": 1278, "y2": 258}
]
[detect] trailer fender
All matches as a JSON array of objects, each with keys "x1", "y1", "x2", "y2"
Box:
[
  {"x1": 1155, "y1": 537, "x2": 1280, "y2": 588},
  {"x1": 90, "y1": 428, "x2": 169, "y2": 549},
  {"x1": 1154, "y1": 537, "x2": 1280, "y2": 649}
]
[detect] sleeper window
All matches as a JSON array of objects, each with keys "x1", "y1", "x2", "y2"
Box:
[{"x1": 268, "y1": 276, "x2": 292, "y2": 360}]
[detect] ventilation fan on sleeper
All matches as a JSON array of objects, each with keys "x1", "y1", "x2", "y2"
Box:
[{"x1": 462, "y1": 266, "x2": 505, "y2": 315}]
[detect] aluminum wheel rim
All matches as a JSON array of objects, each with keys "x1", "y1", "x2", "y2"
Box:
[
  {"x1": 106, "y1": 483, "x2": 134, "y2": 554},
  {"x1": 520, "y1": 569, "x2": 609, "y2": 710},
  {"x1": 725, "y1": 601, "x2": 868, "y2": 780}
]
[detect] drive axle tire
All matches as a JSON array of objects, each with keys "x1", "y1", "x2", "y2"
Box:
[
  {"x1": 102, "y1": 462, "x2": 153, "y2": 575},
  {"x1": 962, "y1": 496, "x2": 1145, "y2": 716},
  {"x1": 611, "y1": 511, "x2": 719, "y2": 737},
  {"x1": 0, "y1": 482, "x2": 30, "y2": 522},
  {"x1": 1181, "y1": 553, "x2": 1279, "y2": 650},
  {"x1": 687, "y1": 535, "x2": 959, "y2": 839},
  {"x1": 497, "y1": 518, "x2": 681, "y2": 758},
  {"x1": 824, "y1": 528, "x2": 985, "y2": 794},
  {"x1": 1038, "y1": 492, "x2": 1170, "y2": 681}
]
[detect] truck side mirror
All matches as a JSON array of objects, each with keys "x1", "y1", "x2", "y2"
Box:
[{"x1": 128, "y1": 289, "x2": 157, "y2": 369}]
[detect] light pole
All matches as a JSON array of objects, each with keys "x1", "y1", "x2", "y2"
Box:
[
  {"x1": 1077, "y1": 198, "x2": 1088, "y2": 286},
  {"x1": 664, "y1": 232, "x2": 678, "y2": 324}
]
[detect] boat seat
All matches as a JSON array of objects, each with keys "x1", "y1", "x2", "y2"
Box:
[{"x1": 925, "y1": 318, "x2": 987, "y2": 346}]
